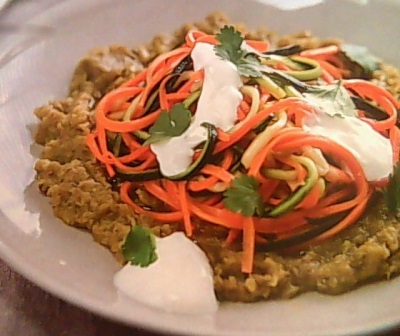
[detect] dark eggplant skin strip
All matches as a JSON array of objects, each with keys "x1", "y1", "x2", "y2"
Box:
[
  {"x1": 173, "y1": 55, "x2": 193, "y2": 74},
  {"x1": 165, "y1": 55, "x2": 194, "y2": 93},
  {"x1": 115, "y1": 168, "x2": 162, "y2": 183},
  {"x1": 165, "y1": 122, "x2": 218, "y2": 181},
  {"x1": 263, "y1": 45, "x2": 301, "y2": 57},
  {"x1": 146, "y1": 55, "x2": 194, "y2": 114},
  {"x1": 255, "y1": 210, "x2": 350, "y2": 252},
  {"x1": 351, "y1": 95, "x2": 400, "y2": 127},
  {"x1": 253, "y1": 115, "x2": 274, "y2": 134},
  {"x1": 266, "y1": 70, "x2": 310, "y2": 92},
  {"x1": 264, "y1": 71, "x2": 400, "y2": 127},
  {"x1": 108, "y1": 122, "x2": 216, "y2": 184},
  {"x1": 351, "y1": 96, "x2": 387, "y2": 121}
]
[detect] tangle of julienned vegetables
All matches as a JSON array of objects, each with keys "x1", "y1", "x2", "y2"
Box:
[{"x1": 86, "y1": 28, "x2": 400, "y2": 273}]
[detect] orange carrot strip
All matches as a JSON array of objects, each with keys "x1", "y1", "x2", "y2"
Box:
[
  {"x1": 317, "y1": 60, "x2": 343, "y2": 79},
  {"x1": 321, "y1": 69, "x2": 335, "y2": 84},
  {"x1": 120, "y1": 182, "x2": 183, "y2": 222},
  {"x1": 390, "y1": 126, "x2": 400, "y2": 163},
  {"x1": 324, "y1": 165, "x2": 353, "y2": 184},
  {"x1": 120, "y1": 69, "x2": 147, "y2": 88},
  {"x1": 241, "y1": 216, "x2": 255, "y2": 274},
  {"x1": 217, "y1": 129, "x2": 231, "y2": 142},
  {"x1": 276, "y1": 156, "x2": 307, "y2": 183},
  {"x1": 215, "y1": 98, "x2": 309, "y2": 153},
  {"x1": 248, "y1": 128, "x2": 304, "y2": 178},
  {"x1": 254, "y1": 212, "x2": 308, "y2": 234},
  {"x1": 314, "y1": 187, "x2": 354, "y2": 208},
  {"x1": 225, "y1": 229, "x2": 241, "y2": 245},
  {"x1": 177, "y1": 70, "x2": 204, "y2": 93},
  {"x1": 344, "y1": 79, "x2": 400, "y2": 109},
  {"x1": 189, "y1": 202, "x2": 243, "y2": 229},
  {"x1": 310, "y1": 188, "x2": 373, "y2": 245},
  {"x1": 201, "y1": 164, "x2": 235, "y2": 184},
  {"x1": 245, "y1": 40, "x2": 269, "y2": 53},
  {"x1": 144, "y1": 181, "x2": 181, "y2": 210},
  {"x1": 296, "y1": 182, "x2": 321, "y2": 209},
  {"x1": 178, "y1": 182, "x2": 193, "y2": 236},
  {"x1": 189, "y1": 150, "x2": 234, "y2": 192}
]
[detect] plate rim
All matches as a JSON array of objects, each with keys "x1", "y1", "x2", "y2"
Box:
[{"x1": 1, "y1": 0, "x2": 400, "y2": 335}]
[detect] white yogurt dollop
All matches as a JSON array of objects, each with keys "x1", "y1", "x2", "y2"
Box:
[
  {"x1": 114, "y1": 232, "x2": 218, "y2": 314},
  {"x1": 303, "y1": 111, "x2": 393, "y2": 181},
  {"x1": 150, "y1": 42, "x2": 242, "y2": 177}
]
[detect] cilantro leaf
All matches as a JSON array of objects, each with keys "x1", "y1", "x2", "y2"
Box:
[
  {"x1": 237, "y1": 54, "x2": 263, "y2": 78},
  {"x1": 214, "y1": 25, "x2": 245, "y2": 63},
  {"x1": 383, "y1": 162, "x2": 400, "y2": 217},
  {"x1": 122, "y1": 226, "x2": 158, "y2": 267},
  {"x1": 144, "y1": 103, "x2": 192, "y2": 145},
  {"x1": 214, "y1": 26, "x2": 263, "y2": 78},
  {"x1": 341, "y1": 44, "x2": 380, "y2": 78},
  {"x1": 304, "y1": 80, "x2": 357, "y2": 118},
  {"x1": 223, "y1": 175, "x2": 264, "y2": 217}
]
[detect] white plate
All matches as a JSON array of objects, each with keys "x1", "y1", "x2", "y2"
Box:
[{"x1": 0, "y1": 0, "x2": 399, "y2": 335}]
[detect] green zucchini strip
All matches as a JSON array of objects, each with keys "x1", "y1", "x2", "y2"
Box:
[
  {"x1": 262, "y1": 168, "x2": 298, "y2": 181},
  {"x1": 165, "y1": 122, "x2": 218, "y2": 181},
  {"x1": 268, "y1": 155, "x2": 319, "y2": 217},
  {"x1": 115, "y1": 168, "x2": 162, "y2": 182},
  {"x1": 182, "y1": 90, "x2": 201, "y2": 108},
  {"x1": 241, "y1": 111, "x2": 287, "y2": 169},
  {"x1": 255, "y1": 75, "x2": 287, "y2": 100},
  {"x1": 283, "y1": 56, "x2": 322, "y2": 81},
  {"x1": 262, "y1": 55, "x2": 305, "y2": 71},
  {"x1": 132, "y1": 130, "x2": 150, "y2": 140},
  {"x1": 112, "y1": 94, "x2": 142, "y2": 155}
]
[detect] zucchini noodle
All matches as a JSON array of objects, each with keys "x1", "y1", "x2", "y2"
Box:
[
  {"x1": 85, "y1": 26, "x2": 400, "y2": 275},
  {"x1": 241, "y1": 111, "x2": 287, "y2": 168}
]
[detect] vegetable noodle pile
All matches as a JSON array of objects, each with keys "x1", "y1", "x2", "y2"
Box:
[{"x1": 87, "y1": 26, "x2": 400, "y2": 273}]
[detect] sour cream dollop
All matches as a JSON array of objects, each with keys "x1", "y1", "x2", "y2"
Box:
[
  {"x1": 303, "y1": 111, "x2": 393, "y2": 181},
  {"x1": 113, "y1": 232, "x2": 218, "y2": 314},
  {"x1": 150, "y1": 42, "x2": 243, "y2": 177}
]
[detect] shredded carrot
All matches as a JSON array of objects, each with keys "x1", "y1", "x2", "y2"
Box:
[
  {"x1": 242, "y1": 216, "x2": 255, "y2": 274},
  {"x1": 225, "y1": 229, "x2": 241, "y2": 245},
  {"x1": 178, "y1": 182, "x2": 193, "y2": 236},
  {"x1": 86, "y1": 28, "x2": 400, "y2": 275},
  {"x1": 317, "y1": 60, "x2": 343, "y2": 79}
]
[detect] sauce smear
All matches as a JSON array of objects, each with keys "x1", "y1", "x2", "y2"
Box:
[
  {"x1": 114, "y1": 232, "x2": 218, "y2": 314},
  {"x1": 150, "y1": 42, "x2": 242, "y2": 177}
]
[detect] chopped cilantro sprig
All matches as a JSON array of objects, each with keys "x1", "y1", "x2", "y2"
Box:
[
  {"x1": 122, "y1": 226, "x2": 158, "y2": 267},
  {"x1": 214, "y1": 25, "x2": 263, "y2": 78},
  {"x1": 144, "y1": 103, "x2": 192, "y2": 145},
  {"x1": 384, "y1": 162, "x2": 400, "y2": 217},
  {"x1": 223, "y1": 175, "x2": 264, "y2": 217}
]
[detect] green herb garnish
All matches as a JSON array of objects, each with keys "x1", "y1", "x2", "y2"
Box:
[
  {"x1": 341, "y1": 44, "x2": 380, "y2": 77},
  {"x1": 223, "y1": 175, "x2": 264, "y2": 217},
  {"x1": 214, "y1": 25, "x2": 263, "y2": 78},
  {"x1": 304, "y1": 80, "x2": 357, "y2": 118},
  {"x1": 144, "y1": 103, "x2": 192, "y2": 145},
  {"x1": 383, "y1": 162, "x2": 400, "y2": 217},
  {"x1": 122, "y1": 226, "x2": 158, "y2": 267}
]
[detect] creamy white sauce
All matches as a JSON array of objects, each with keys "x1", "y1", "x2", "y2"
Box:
[
  {"x1": 150, "y1": 42, "x2": 242, "y2": 177},
  {"x1": 303, "y1": 111, "x2": 393, "y2": 181},
  {"x1": 114, "y1": 232, "x2": 218, "y2": 314}
]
